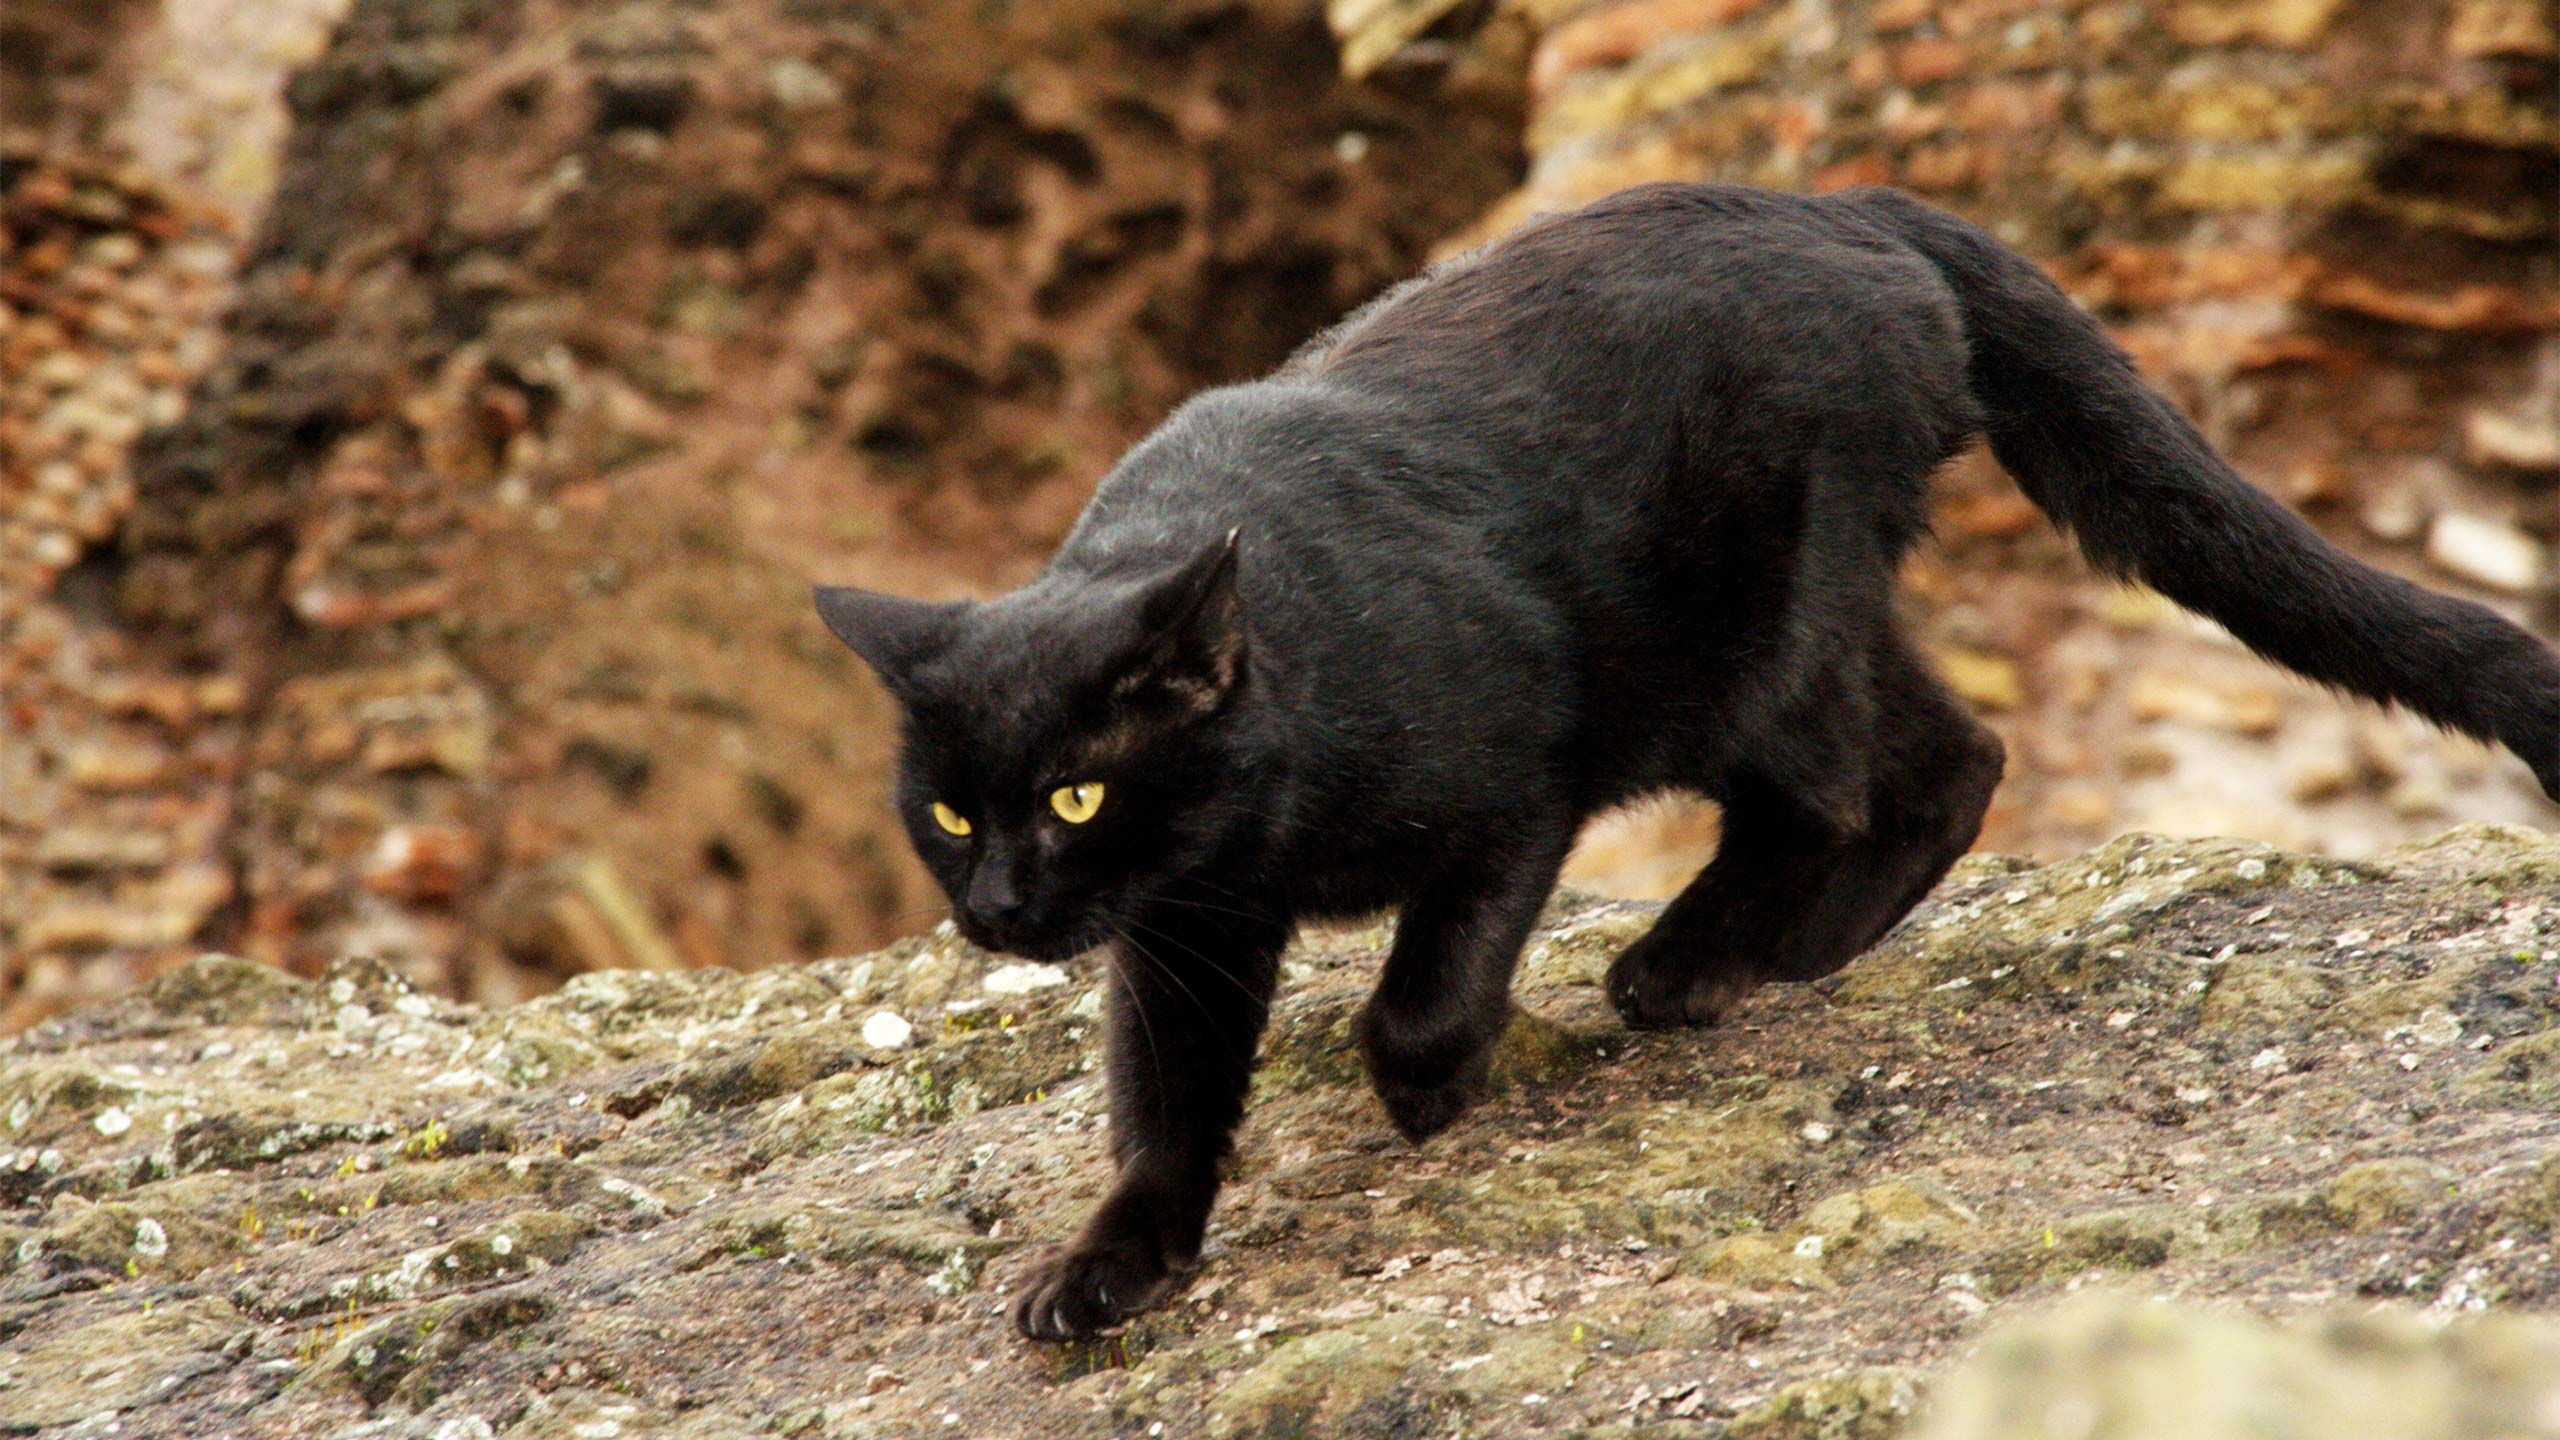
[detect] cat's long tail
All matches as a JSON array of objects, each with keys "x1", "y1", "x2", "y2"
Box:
[{"x1": 1848, "y1": 185, "x2": 2560, "y2": 802}]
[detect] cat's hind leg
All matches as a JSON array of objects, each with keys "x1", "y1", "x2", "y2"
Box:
[{"x1": 1608, "y1": 639, "x2": 2003, "y2": 1029}]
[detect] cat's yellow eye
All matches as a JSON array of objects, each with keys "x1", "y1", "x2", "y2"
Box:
[
  {"x1": 929, "y1": 802, "x2": 972, "y2": 837},
  {"x1": 1049, "y1": 782, "x2": 1106, "y2": 825}
]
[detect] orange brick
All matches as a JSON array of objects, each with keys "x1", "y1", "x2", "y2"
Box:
[
  {"x1": 1941, "y1": 491, "x2": 2043, "y2": 539},
  {"x1": 2161, "y1": 0, "x2": 2344, "y2": 47},
  {"x1": 1893, "y1": 37, "x2": 1972, "y2": 85},
  {"x1": 1952, "y1": 78, "x2": 2065, "y2": 133},
  {"x1": 2309, "y1": 272, "x2": 2560, "y2": 332},
  {"x1": 1530, "y1": 0, "x2": 1777, "y2": 95},
  {"x1": 2229, "y1": 333, "x2": 2368, "y2": 373},
  {"x1": 1812, "y1": 153, "x2": 1894, "y2": 191},
  {"x1": 2054, "y1": 244, "x2": 2320, "y2": 310},
  {"x1": 1902, "y1": 141, "x2": 1987, "y2": 189},
  {"x1": 1884, "y1": 99, "x2": 1952, "y2": 142},
  {"x1": 1936, "y1": 0, "x2": 2060, "y2": 37},
  {"x1": 2448, "y1": 0, "x2": 2558, "y2": 58},
  {"x1": 1769, "y1": 101, "x2": 1821, "y2": 153}
]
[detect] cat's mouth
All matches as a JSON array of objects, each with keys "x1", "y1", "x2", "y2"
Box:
[{"x1": 956, "y1": 912, "x2": 1112, "y2": 964}]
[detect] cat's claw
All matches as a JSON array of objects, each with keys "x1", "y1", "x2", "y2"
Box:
[{"x1": 1011, "y1": 1242, "x2": 1178, "y2": 1341}]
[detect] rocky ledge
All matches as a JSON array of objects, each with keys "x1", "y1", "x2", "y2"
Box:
[{"x1": 3, "y1": 827, "x2": 2559, "y2": 1438}]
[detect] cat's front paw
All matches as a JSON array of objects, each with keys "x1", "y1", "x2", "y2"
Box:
[
  {"x1": 1011, "y1": 1241, "x2": 1179, "y2": 1341},
  {"x1": 1373, "y1": 1074, "x2": 1477, "y2": 1144}
]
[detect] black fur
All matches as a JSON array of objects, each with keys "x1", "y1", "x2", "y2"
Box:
[{"x1": 814, "y1": 183, "x2": 2560, "y2": 1340}]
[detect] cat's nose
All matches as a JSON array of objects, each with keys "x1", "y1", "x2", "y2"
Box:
[{"x1": 965, "y1": 869, "x2": 1027, "y2": 933}]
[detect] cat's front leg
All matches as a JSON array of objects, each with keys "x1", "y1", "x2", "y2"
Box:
[
  {"x1": 1358, "y1": 818, "x2": 1573, "y2": 1143},
  {"x1": 1012, "y1": 906, "x2": 1288, "y2": 1341}
]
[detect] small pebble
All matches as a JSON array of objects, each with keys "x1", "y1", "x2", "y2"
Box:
[
  {"x1": 2426, "y1": 513, "x2": 2546, "y2": 595},
  {"x1": 862, "y1": 1011, "x2": 913, "y2": 1050}
]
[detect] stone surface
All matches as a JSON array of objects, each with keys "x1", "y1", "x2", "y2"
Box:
[
  {"x1": 1, "y1": 828, "x2": 2557, "y2": 1435},
  {"x1": 1912, "y1": 1296, "x2": 2560, "y2": 1440}
]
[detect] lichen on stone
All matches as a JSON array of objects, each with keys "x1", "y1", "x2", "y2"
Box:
[{"x1": 1, "y1": 828, "x2": 2558, "y2": 1434}]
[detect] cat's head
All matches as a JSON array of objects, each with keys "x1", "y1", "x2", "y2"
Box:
[{"x1": 814, "y1": 530, "x2": 1254, "y2": 960}]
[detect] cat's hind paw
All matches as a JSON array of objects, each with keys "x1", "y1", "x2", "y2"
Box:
[
  {"x1": 1606, "y1": 933, "x2": 1762, "y2": 1030},
  {"x1": 1011, "y1": 1242, "x2": 1178, "y2": 1341}
]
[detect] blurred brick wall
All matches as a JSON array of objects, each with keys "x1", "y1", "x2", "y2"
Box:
[
  {"x1": 0, "y1": 0, "x2": 1522, "y2": 1019},
  {"x1": 1346, "y1": 0, "x2": 2558, "y2": 882},
  {"x1": 8, "y1": 0, "x2": 2555, "y2": 1018}
]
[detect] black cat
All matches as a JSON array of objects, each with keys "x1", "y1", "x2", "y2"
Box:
[{"x1": 815, "y1": 182, "x2": 2560, "y2": 1340}]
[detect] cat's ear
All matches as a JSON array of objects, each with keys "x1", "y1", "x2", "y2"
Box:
[
  {"x1": 1122, "y1": 528, "x2": 1245, "y2": 712},
  {"x1": 812, "y1": 585, "x2": 965, "y2": 686}
]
